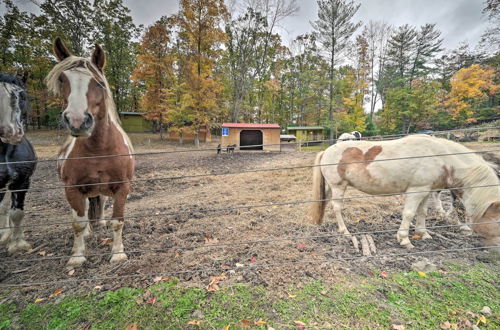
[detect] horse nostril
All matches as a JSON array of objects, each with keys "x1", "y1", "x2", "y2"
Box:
[
  {"x1": 84, "y1": 113, "x2": 93, "y2": 127},
  {"x1": 62, "y1": 113, "x2": 70, "y2": 125}
]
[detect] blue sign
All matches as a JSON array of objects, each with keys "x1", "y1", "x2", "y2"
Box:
[{"x1": 222, "y1": 127, "x2": 229, "y2": 136}]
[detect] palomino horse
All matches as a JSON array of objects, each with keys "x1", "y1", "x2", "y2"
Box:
[
  {"x1": 47, "y1": 38, "x2": 134, "y2": 268},
  {"x1": 0, "y1": 73, "x2": 37, "y2": 254},
  {"x1": 310, "y1": 135, "x2": 500, "y2": 249}
]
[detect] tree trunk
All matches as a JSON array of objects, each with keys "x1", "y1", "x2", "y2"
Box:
[{"x1": 194, "y1": 131, "x2": 199, "y2": 147}]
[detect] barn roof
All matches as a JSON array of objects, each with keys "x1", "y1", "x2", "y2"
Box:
[{"x1": 222, "y1": 123, "x2": 280, "y2": 129}]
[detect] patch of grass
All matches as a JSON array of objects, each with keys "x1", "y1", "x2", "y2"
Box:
[
  {"x1": 300, "y1": 144, "x2": 329, "y2": 152},
  {"x1": 2, "y1": 263, "x2": 498, "y2": 329}
]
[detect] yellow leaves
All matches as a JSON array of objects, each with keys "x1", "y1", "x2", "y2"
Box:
[
  {"x1": 49, "y1": 288, "x2": 63, "y2": 298},
  {"x1": 417, "y1": 271, "x2": 427, "y2": 278},
  {"x1": 476, "y1": 314, "x2": 487, "y2": 325},
  {"x1": 34, "y1": 298, "x2": 45, "y2": 303}
]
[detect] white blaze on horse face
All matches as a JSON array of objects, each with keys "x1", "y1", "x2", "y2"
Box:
[
  {"x1": 0, "y1": 83, "x2": 17, "y2": 139},
  {"x1": 63, "y1": 70, "x2": 92, "y2": 129}
]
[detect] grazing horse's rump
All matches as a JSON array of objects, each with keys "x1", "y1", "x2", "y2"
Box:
[
  {"x1": 0, "y1": 74, "x2": 37, "y2": 254},
  {"x1": 309, "y1": 135, "x2": 500, "y2": 249},
  {"x1": 48, "y1": 38, "x2": 134, "y2": 268}
]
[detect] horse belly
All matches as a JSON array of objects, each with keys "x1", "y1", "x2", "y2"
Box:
[{"x1": 344, "y1": 165, "x2": 409, "y2": 195}]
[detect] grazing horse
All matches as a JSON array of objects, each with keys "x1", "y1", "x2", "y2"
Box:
[
  {"x1": 47, "y1": 38, "x2": 135, "y2": 268},
  {"x1": 0, "y1": 74, "x2": 37, "y2": 254},
  {"x1": 309, "y1": 135, "x2": 500, "y2": 249},
  {"x1": 338, "y1": 131, "x2": 362, "y2": 142},
  {"x1": 226, "y1": 144, "x2": 236, "y2": 155}
]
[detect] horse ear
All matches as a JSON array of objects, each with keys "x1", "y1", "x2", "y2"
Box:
[
  {"x1": 91, "y1": 44, "x2": 106, "y2": 72},
  {"x1": 53, "y1": 37, "x2": 71, "y2": 61}
]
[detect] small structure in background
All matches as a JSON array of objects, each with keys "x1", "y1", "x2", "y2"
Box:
[
  {"x1": 119, "y1": 112, "x2": 152, "y2": 133},
  {"x1": 280, "y1": 134, "x2": 297, "y2": 152},
  {"x1": 167, "y1": 124, "x2": 212, "y2": 143},
  {"x1": 221, "y1": 123, "x2": 281, "y2": 151},
  {"x1": 287, "y1": 126, "x2": 326, "y2": 144}
]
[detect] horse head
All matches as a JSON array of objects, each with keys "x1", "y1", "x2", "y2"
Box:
[
  {"x1": 48, "y1": 37, "x2": 109, "y2": 137},
  {"x1": 0, "y1": 73, "x2": 29, "y2": 144}
]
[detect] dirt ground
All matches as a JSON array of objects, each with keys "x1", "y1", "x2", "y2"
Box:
[{"x1": 1, "y1": 131, "x2": 499, "y2": 302}]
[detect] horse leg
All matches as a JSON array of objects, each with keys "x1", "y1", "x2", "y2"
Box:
[
  {"x1": 98, "y1": 196, "x2": 108, "y2": 227},
  {"x1": 415, "y1": 195, "x2": 432, "y2": 240},
  {"x1": 109, "y1": 188, "x2": 129, "y2": 263},
  {"x1": 432, "y1": 191, "x2": 447, "y2": 220},
  {"x1": 0, "y1": 192, "x2": 11, "y2": 245},
  {"x1": 397, "y1": 191, "x2": 428, "y2": 249},
  {"x1": 331, "y1": 183, "x2": 349, "y2": 234},
  {"x1": 6, "y1": 183, "x2": 32, "y2": 254},
  {"x1": 65, "y1": 188, "x2": 89, "y2": 268}
]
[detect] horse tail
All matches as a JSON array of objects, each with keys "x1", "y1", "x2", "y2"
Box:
[
  {"x1": 309, "y1": 151, "x2": 327, "y2": 225},
  {"x1": 88, "y1": 196, "x2": 101, "y2": 222}
]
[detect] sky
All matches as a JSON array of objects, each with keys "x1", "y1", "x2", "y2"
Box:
[{"x1": 2, "y1": 0, "x2": 491, "y2": 51}]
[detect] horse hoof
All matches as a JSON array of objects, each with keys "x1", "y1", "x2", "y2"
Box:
[
  {"x1": 460, "y1": 226, "x2": 473, "y2": 236},
  {"x1": 421, "y1": 232, "x2": 432, "y2": 240},
  {"x1": 399, "y1": 238, "x2": 414, "y2": 249},
  {"x1": 110, "y1": 253, "x2": 127, "y2": 264},
  {"x1": 67, "y1": 256, "x2": 86, "y2": 269},
  {"x1": 7, "y1": 240, "x2": 31, "y2": 254}
]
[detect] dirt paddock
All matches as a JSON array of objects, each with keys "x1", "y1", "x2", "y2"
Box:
[{"x1": 1, "y1": 132, "x2": 499, "y2": 302}]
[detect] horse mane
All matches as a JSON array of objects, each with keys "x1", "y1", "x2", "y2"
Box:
[
  {"x1": 46, "y1": 56, "x2": 134, "y2": 152},
  {"x1": 460, "y1": 163, "x2": 500, "y2": 220},
  {"x1": 0, "y1": 74, "x2": 25, "y2": 89}
]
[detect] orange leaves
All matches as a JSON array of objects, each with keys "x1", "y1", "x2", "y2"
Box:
[
  {"x1": 206, "y1": 273, "x2": 227, "y2": 292},
  {"x1": 49, "y1": 288, "x2": 63, "y2": 298}
]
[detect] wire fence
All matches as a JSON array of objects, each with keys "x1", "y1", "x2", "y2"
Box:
[{"x1": 0, "y1": 125, "x2": 499, "y2": 289}]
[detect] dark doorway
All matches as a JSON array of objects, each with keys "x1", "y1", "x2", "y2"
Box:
[{"x1": 240, "y1": 130, "x2": 263, "y2": 150}]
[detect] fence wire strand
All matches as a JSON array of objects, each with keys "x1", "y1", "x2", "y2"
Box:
[
  {"x1": 3, "y1": 220, "x2": 499, "y2": 265},
  {"x1": 1, "y1": 245, "x2": 498, "y2": 288},
  {"x1": 3, "y1": 183, "x2": 498, "y2": 230},
  {"x1": 6, "y1": 148, "x2": 500, "y2": 194},
  {"x1": 1, "y1": 125, "x2": 499, "y2": 166}
]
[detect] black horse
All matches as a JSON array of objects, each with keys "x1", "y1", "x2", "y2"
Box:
[{"x1": 0, "y1": 73, "x2": 37, "y2": 254}]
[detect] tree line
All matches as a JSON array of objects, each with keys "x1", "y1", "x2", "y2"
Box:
[{"x1": 0, "y1": 0, "x2": 498, "y2": 143}]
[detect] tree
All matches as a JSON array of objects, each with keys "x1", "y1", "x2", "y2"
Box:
[
  {"x1": 175, "y1": 0, "x2": 229, "y2": 146},
  {"x1": 311, "y1": 0, "x2": 361, "y2": 137},
  {"x1": 445, "y1": 64, "x2": 498, "y2": 124},
  {"x1": 131, "y1": 18, "x2": 174, "y2": 137},
  {"x1": 92, "y1": 0, "x2": 141, "y2": 113}
]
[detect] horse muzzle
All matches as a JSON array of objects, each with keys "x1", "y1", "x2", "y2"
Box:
[
  {"x1": 62, "y1": 112, "x2": 94, "y2": 137},
  {"x1": 0, "y1": 126, "x2": 23, "y2": 144}
]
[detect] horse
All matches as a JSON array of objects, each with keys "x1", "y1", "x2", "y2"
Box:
[
  {"x1": 0, "y1": 73, "x2": 37, "y2": 254},
  {"x1": 309, "y1": 134, "x2": 500, "y2": 249},
  {"x1": 47, "y1": 38, "x2": 135, "y2": 268},
  {"x1": 226, "y1": 144, "x2": 236, "y2": 155},
  {"x1": 338, "y1": 131, "x2": 362, "y2": 142}
]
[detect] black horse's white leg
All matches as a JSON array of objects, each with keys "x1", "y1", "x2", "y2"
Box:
[
  {"x1": 0, "y1": 191, "x2": 11, "y2": 245},
  {"x1": 7, "y1": 189, "x2": 31, "y2": 254}
]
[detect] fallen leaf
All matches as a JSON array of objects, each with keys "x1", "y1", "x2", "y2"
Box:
[
  {"x1": 392, "y1": 324, "x2": 405, "y2": 330},
  {"x1": 153, "y1": 276, "x2": 168, "y2": 283},
  {"x1": 222, "y1": 325, "x2": 230, "y2": 330},
  {"x1": 126, "y1": 323, "x2": 138, "y2": 330},
  {"x1": 68, "y1": 269, "x2": 75, "y2": 276},
  {"x1": 206, "y1": 274, "x2": 227, "y2": 292},
  {"x1": 250, "y1": 256, "x2": 257, "y2": 263},
  {"x1": 254, "y1": 320, "x2": 267, "y2": 325},
  {"x1": 411, "y1": 234, "x2": 422, "y2": 239},
  {"x1": 47, "y1": 253, "x2": 54, "y2": 257},
  {"x1": 204, "y1": 234, "x2": 219, "y2": 244},
  {"x1": 38, "y1": 250, "x2": 46, "y2": 256},
  {"x1": 146, "y1": 297, "x2": 157, "y2": 305},
  {"x1": 287, "y1": 293, "x2": 297, "y2": 298},
  {"x1": 440, "y1": 321, "x2": 452, "y2": 329},
  {"x1": 93, "y1": 286, "x2": 102, "y2": 291},
  {"x1": 235, "y1": 263, "x2": 245, "y2": 268},
  {"x1": 100, "y1": 238, "x2": 112, "y2": 246},
  {"x1": 294, "y1": 320, "x2": 306, "y2": 330},
  {"x1": 298, "y1": 244, "x2": 306, "y2": 249},
  {"x1": 380, "y1": 271, "x2": 389, "y2": 278},
  {"x1": 267, "y1": 327, "x2": 275, "y2": 330},
  {"x1": 34, "y1": 298, "x2": 45, "y2": 303},
  {"x1": 220, "y1": 265, "x2": 231, "y2": 270},
  {"x1": 49, "y1": 288, "x2": 63, "y2": 298},
  {"x1": 476, "y1": 315, "x2": 487, "y2": 325},
  {"x1": 187, "y1": 320, "x2": 202, "y2": 326},
  {"x1": 271, "y1": 205, "x2": 278, "y2": 209},
  {"x1": 417, "y1": 271, "x2": 427, "y2": 277},
  {"x1": 240, "y1": 319, "x2": 251, "y2": 327}
]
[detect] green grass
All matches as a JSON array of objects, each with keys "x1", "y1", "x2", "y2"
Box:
[{"x1": 1, "y1": 263, "x2": 498, "y2": 329}]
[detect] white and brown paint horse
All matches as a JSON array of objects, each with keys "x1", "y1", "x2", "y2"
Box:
[
  {"x1": 337, "y1": 131, "x2": 362, "y2": 142},
  {"x1": 47, "y1": 38, "x2": 134, "y2": 268},
  {"x1": 310, "y1": 135, "x2": 500, "y2": 249}
]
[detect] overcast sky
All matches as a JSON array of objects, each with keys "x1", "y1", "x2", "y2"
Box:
[{"x1": 3, "y1": 0, "x2": 490, "y2": 51}]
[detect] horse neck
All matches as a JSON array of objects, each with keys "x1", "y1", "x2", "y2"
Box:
[{"x1": 455, "y1": 164, "x2": 500, "y2": 220}]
